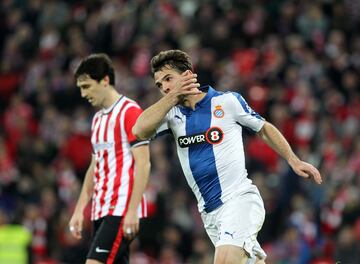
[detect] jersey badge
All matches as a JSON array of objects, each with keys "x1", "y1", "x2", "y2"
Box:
[{"x1": 213, "y1": 105, "x2": 224, "y2": 118}]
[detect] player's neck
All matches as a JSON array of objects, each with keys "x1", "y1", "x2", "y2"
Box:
[
  {"x1": 183, "y1": 92, "x2": 206, "y2": 110},
  {"x1": 102, "y1": 87, "x2": 122, "y2": 109}
]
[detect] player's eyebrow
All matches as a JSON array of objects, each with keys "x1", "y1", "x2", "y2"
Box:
[{"x1": 78, "y1": 83, "x2": 90, "y2": 89}]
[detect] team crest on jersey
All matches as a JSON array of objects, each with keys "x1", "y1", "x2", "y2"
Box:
[{"x1": 213, "y1": 105, "x2": 224, "y2": 118}]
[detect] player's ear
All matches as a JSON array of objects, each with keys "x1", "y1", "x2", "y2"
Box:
[{"x1": 102, "y1": 76, "x2": 110, "y2": 87}]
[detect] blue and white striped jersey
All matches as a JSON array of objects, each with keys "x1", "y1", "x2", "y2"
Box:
[{"x1": 156, "y1": 86, "x2": 265, "y2": 213}]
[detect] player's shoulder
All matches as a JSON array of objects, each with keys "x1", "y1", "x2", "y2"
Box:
[
  {"x1": 212, "y1": 90, "x2": 243, "y2": 106},
  {"x1": 121, "y1": 96, "x2": 142, "y2": 108},
  {"x1": 93, "y1": 110, "x2": 103, "y2": 119},
  {"x1": 111, "y1": 96, "x2": 143, "y2": 115},
  {"x1": 166, "y1": 106, "x2": 183, "y2": 120}
]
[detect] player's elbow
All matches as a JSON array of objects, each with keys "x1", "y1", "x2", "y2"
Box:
[
  {"x1": 132, "y1": 124, "x2": 143, "y2": 140},
  {"x1": 256, "y1": 123, "x2": 265, "y2": 137},
  {"x1": 256, "y1": 121, "x2": 272, "y2": 142},
  {"x1": 257, "y1": 121, "x2": 270, "y2": 135},
  {"x1": 132, "y1": 124, "x2": 150, "y2": 141}
]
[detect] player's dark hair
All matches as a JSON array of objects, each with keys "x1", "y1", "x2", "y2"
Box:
[
  {"x1": 150, "y1": 50, "x2": 193, "y2": 76},
  {"x1": 74, "y1": 53, "x2": 115, "y2": 85}
]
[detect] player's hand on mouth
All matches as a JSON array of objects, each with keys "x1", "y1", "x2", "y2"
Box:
[{"x1": 172, "y1": 70, "x2": 201, "y2": 99}]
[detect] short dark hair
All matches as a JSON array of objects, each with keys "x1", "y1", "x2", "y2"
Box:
[
  {"x1": 74, "y1": 53, "x2": 115, "y2": 85},
  {"x1": 150, "y1": 50, "x2": 193, "y2": 76}
]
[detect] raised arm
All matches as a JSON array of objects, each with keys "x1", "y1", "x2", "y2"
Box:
[
  {"x1": 132, "y1": 93, "x2": 178, "y2": 140},
  {"x1": 257, "y1": 121, "x2": 322, "y2": 184},
  {"x1": 133, "y1": 70, "x2": 200, "y2": 140}
]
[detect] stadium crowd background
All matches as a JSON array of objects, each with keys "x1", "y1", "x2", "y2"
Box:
[{"x1": 0, "y1": 0, "x2": 359, "y2": 263}]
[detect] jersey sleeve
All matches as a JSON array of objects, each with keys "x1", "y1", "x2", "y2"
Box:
[
  {"x1": 124, "y1": 106, "x2": 150, "y2": 147},
  {"x1": 230, "y1": 92, "x2": 265, "y2": 132},
  {"x1": 91, "y1": 112, "x2": 101, "y2": 155},
  {"x1": 155, "y1": 117, "x2": 170, "y2": 137},
  {"x1": 154, "y1": 109, "x2": 174, "y2": 138}
]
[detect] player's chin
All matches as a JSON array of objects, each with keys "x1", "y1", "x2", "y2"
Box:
[{"x1": 89, "y1": 101, "x2": 98, "y2": 107}]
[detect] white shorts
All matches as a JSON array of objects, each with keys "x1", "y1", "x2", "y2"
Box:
[{"x1": 200, "y1": 188, "x2": 267, "y2": 260}]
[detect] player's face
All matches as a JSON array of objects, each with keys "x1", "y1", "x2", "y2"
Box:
[
  {"x1": 77, "y1": 75, "x2": 106, "y2": 107},
  {"x1": 154, "y1": 67, "x2": 182, "y2": 96}
]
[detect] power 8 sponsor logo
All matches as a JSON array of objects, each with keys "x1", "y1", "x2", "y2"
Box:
[
  {"x1": 178, "y1": 127, "x2": 224, "y2": 148},
  {"x1": 205, "y1": 127, "x2": 224, "y2": 144}
]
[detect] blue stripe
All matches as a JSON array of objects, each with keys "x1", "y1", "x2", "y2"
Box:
[
  {"x1": 185, "y1": 95, "x2": 223, "y2": 213},
  {"x1": 232, "y1": 92, "x2": 262, "y2": 120}
]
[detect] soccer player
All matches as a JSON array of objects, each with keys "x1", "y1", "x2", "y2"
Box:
[
  {"x1": 132, "y1": 50, "x2": 322, "y2": 264},
  {"x1": 69, "y1": 54, "x2": 150, "y2": 264}
]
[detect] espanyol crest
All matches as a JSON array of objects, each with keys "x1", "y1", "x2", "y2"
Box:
[{"x1": 213, "y1": 105, "x2": 224, "y2": 118}]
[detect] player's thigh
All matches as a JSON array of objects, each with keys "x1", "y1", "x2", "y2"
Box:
[
  {"x1": 214, "y1": 245, "x2": 248, "y2": 264},
  {"x1": 87, "y1": 216, "x2": 131, "y2": 264},
  {"x1": 216, "y1": 191, "x2": 266, "y2": 256}
]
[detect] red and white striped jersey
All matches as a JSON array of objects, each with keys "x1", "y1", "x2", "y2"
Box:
[{"x1": 90, "y1": 96, "x2": 148, "y2": 221}]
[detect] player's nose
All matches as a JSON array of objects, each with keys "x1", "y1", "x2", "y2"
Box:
[
  {"x1": 162, "y1": 85, "x2": 170, "y2": 94},
  {"x1": 80, "y1": 89, "x2": 87, "y2": 97}
]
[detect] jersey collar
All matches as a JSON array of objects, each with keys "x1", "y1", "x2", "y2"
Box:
[
  {"x1": 195, "y1": 85, "x2": 214, "y2": 108},
  {"x1": 178, "y1": 85, "x2": 215, "y2": 115},
  {"x1": 102, "y1": 95, "x2": 124, "y2": 115}
]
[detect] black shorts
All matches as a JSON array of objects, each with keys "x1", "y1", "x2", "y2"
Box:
[{"x1": 87, "y1": 215, "x2": 131, "y2": 264}]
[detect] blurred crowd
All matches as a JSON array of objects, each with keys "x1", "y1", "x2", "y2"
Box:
[{"x1": 0, "y1": 0, "x2": 359, "y2": 263}]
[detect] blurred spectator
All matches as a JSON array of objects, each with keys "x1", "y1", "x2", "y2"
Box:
[
  {"x1": 0, "y1": 0, "x2": 359, "y2": 262},
  {"x1": 0, "y1": 209, "x2": 32, "y2": 264},
  {"x1": 334, "y1": 226, "x2": 360, "y2": 264}
]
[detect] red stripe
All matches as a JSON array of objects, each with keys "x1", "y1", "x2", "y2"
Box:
[
  {"x1": 141, "y1": 197, "x2": 145, "y2": 217},
  {"x1": 92, "y1": 158, "x2": 99, "y2": 218},
  {"x1": 91, "y1": 115, "x2": 100, "y2": 133},
  {"x1": 106, "y1": 101, "x2": 134, "y2": 264},
  {"x1": 96, "y1": 112, "x2": 113, "y2": 219},
  {"x1": 107, "y1": 159, "x2": 134, "y2": 264},
  {"x1": 108, "y1": 100, "x2": 130, "y2": 216},
  {"x1": 91, "y1": 116, "x2": 102, "y2": 220}
]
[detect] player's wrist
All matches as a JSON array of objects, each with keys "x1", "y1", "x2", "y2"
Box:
[
  {"x1": 74, "y1": 203, "x2": 86, "y2": 214},
  {"x1": 287, "y1": 155, "x2": 300, "y2": 167},
  {"x1": 164, "y1": 92, "x2": 179, "y2": 106}
]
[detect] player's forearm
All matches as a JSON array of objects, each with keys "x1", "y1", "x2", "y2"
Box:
[
  {"x1": 257, "y1": 121, "x2": 299, "y2": 164},
  {"x1": 127, "y1": 161, "x2": 151, "y2": 212},
  {"x1": 75, "y1": 162, "x2": 95, "y2": 213},
  {"x1": 133, "y1": 93, "x2": 177, "y2": 140}
]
